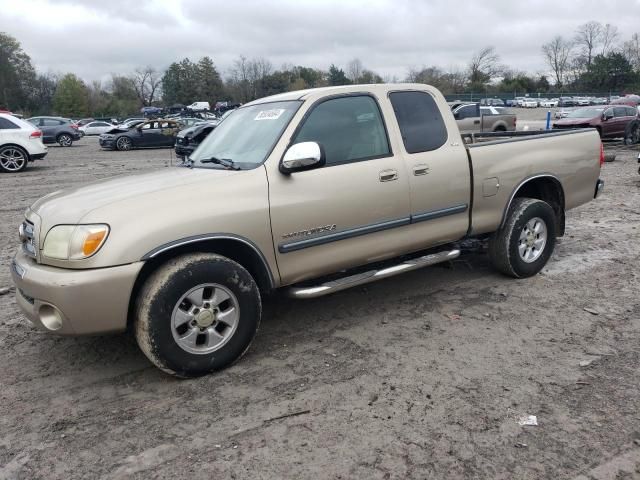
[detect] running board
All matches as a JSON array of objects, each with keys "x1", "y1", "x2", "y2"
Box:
[{"x1": 286, "y1": 249, "x2": 460, "y2": 299}]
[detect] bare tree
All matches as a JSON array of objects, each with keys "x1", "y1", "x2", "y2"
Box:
[
  {"x1": 131, "y1": 66, "x2": 162, "y2": 106},
  {"x1": 574, "y1": 21, "x2": 602, "y2": 67},
  {"x1": 346, "y1": 58, "x2": 364, "y2": 83},
  {"x1": 468, "y1": 46, "x2": 502, "y2": 84},
  {"x1": 601, "y1": 23, "x2": 620, "y2": 55},
  {"x1": 542, "y1": 36, "x2": 573, "y2": 88},
  {"x1": 622, "y1": 33, "x2": 640, "y2": 71}
]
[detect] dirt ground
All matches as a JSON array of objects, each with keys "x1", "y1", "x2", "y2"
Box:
[{"x1": 1, "y1": 128, "x2": 639, "y2": 480}]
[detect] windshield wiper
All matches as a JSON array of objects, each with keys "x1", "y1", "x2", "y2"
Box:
[{"x1": 199, "y1": 156, "x2": 240, "y2": 170}]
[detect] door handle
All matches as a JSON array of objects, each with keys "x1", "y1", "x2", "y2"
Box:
[
  {"x1": 413, "y1": 164, "x2": 430, "y2": 176},
  {"x1": 379, "y1": 169, "x2": 398, "y2": 182},
  {"x1": 474, "y1": 120, "x2": 480, "y2": 124}
]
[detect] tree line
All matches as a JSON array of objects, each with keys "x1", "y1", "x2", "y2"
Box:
[{"x1": 1, "y1": 21, "x2": 640, "y2": 117}]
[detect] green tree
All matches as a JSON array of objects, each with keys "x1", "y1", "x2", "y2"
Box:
[
  {"x1": 328, "y1": 64, "x2": 350, "y2": 86},
  {"x1": 195, "y1": 56, "x2": 224, "y2": 101},
  {"x1": 579, "y1": 53, "x2": 637, "y2": 91},
  {"x1": 52, "y1": 74, "x2": 88, "y2": 117},
  {"x1": 106, "y1": 75, "x2": 138, "y2": 116},
  {"x1": 0, "y1": 32, "x2": 37, "y2": 111}
]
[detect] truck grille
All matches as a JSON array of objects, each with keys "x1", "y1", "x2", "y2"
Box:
[{"x1": 19, "y1": 219, "x2": 37, "y2": 259}]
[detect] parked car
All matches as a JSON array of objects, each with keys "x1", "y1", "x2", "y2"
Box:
[
  {"x1": 522, "y1": 98, "x2": 538, "y2": 108},
  {"x1": 554, "y1": 108, "x2": 573, "y2": 119},
  {"x1": 79, "y1": 121, "x2": 114, "y2": 136},
  {"x1": 141, "y1": 106, "x2": 163, "y2": 117},
  {"x1": 540, "y1": 98, "x2": 559, "y2": 108},
  {"x1": 177, "y1": 117, "x2": 206, "y2": 128},
  {"x1": 574, "y1": 97, "x2": 591, "y2": 106},
  {"x1": 26, "y1": 116, "x2": 82, "y2": 146},
  {"x1": 10, "y1": 83, "x2": 604, "y2": 376},
  {"x1": 480, "y1": 98, "x2": 505, "y2": 106},
  {"x1": 174, "y1": 121, "x2": 218, "y2": 159},
  {"x1": 553, "y1": 105, "x2": 639, "y2": 138},
  {"x1": 450, "y1": 102, "x2": 516, "y2": 132},
  {"x1": 611, "y1": 94, "x2": 640, "y2": 108},
  {"x1": 74, "y1": 118, "x2": 95, "y2": 127},
  {"x1": 188, "y1": 102, "x2": 211, "y2": 111},
  {"x1": 558, "y1": 97, "x2": 575, "y2": 107},
  {"x1": 99, "y1": 119, "x2": 180, "y2": 151},
  {"x1": 0, "y1": 113, "x2": 47, "y2": 172}
]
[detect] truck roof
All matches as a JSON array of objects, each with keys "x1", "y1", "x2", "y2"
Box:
[{"x1": 245, "y1": 83, "x2": 438, "y2": 106}]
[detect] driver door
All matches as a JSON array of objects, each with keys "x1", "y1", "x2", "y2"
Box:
[
  {"x1": 137, "y1": 121, "x2": 161, "y2": 146},
  {"x1": 267, "y1": 94, "x2": 411, "y2": 285}
]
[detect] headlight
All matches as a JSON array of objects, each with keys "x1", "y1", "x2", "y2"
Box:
[{"x1": 43, "y1": 224, "x2": 110, "y2": 260}]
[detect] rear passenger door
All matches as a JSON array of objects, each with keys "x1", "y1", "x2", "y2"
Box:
[
  {"x1": 389, "y1": 90, "x2": 471, "y2": 249},
  {"x1": 614, "y1": 107, "x2": 636, "y2": 137}
]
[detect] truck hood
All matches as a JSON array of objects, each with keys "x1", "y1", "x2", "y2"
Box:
[{"x1": 31, "y1": 167, "x2": 235, "y2": 225}]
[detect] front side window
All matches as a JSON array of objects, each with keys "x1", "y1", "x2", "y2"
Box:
[
  {"x1": 293, "y1": 95, "x2": 390, "y2": 166},
  {"x1": 456, "y1": 105, "x2": 476, "y2": 119},
  {"x1": 141, "y1": 122, "x2": 157, "y2": 130},
  {"x1": 390, "y1": 91, "x2": 448, "y2": 153}
]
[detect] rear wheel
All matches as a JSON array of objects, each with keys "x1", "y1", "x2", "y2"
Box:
[
  {"x1": 0, "y1": 145, "x2": 28, "y2": 172},
  {"x1": 134, "y1": 253, "x2": 261, "y2": 377},
  {"x1": 488, "y1": 198, "x2": 557, "y2": 278},
  {"x1": 57, "y1": 133, "x2": 73, "y2": 147},
  {"x1": 624, "y1": 120, "x2": 640, "y2": 145}
]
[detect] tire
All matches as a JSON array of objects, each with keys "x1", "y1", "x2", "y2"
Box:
[
  {"x1": 624, "y1": 120, "x2": 640, "y2": 145},
  {"x1": 134, "y1": 253, "x2": 262, "y2": 377},
  {"x1": 0, "y1": 145, "x2": 29, "y2": 173},
  {"x1": 116, "y1": 136, "x2": 132, "y2": 151},
  {"x1": 488, "y1": 198, "x2": 557, "y2": 278},
  {"x1": 57, "y1": 133, "x2": 73, "y2": 147},
  {"x1": 493, "y1": 125, "x2": 507, "y2": 132}
]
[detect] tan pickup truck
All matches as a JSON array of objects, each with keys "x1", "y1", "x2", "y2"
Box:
[
  {"x1": 450, "y1": 102, "x2": 517, "y2": 133},
  {"x1": 11, "y1": 84, "x2": 604, "y2": 377}
]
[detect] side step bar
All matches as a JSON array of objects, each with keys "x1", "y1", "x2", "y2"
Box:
[{"x1": 287, "y1": 249, "x2": 460, "y2": 299}]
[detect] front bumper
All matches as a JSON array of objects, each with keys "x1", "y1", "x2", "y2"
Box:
[
  {"x1": 11, "y1": 250, "x2": 143, "y2": 335},
  {"x1": 31, "y1": 152, "x2": 47, "y2": 160},
  {"x1": 99, "y1": 138, "x2": 116, "y2": 149},
  {"x1": 174, "y1": 144, "x2": 194, "y2": 157}
]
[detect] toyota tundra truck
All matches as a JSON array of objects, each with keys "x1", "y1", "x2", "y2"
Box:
[{"x1": 11, "y1": 84, "x2": 605, "y2": 377}]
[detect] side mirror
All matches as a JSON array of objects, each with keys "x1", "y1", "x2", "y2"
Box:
[
  {"x1": 603, "y1": 112, "x2": 613, "y2": 121},
  {"x1": 280, "y1": 141, "x2": 325, "y2": 174}
]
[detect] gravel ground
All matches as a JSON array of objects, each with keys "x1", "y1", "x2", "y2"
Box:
[{"x1": 0, "y1": 132, "x2": 639, "y2": 480}]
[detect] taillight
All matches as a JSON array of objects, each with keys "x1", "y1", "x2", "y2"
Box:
[
  {"x1": 599, "y1": 142, "x2": 605, "y2": 167},
  {"x1": 30, "y1": 130, "x2": 42, "y2": 138},
  {"x1": 70, "y1": 123, "x2": 79, "y2": 129}
]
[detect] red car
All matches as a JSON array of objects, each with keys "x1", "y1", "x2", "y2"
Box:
[{"x1": 553, "y1": 105, "x2": 639, "y2": 139}]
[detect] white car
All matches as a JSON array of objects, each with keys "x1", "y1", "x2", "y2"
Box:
[
  {"x1": 188, "y1": 102, "x2": 211, "y2": 111},
  {"x1": 522, "y1": 98, "x2": 538, "y2": 108},
  {"x1": 0, "y1": 113, "x2": 48, "y2": 173},
  {"x1": 575, "y1": 97, "x2": 591, "y2": 106},
  {"x1": 540, "y1": 98, "x2": 559, "y2": 108},
  {"x1": 554, "y1": 108, "x2": 573, "y2": 119},
  {"x1": 79, "y1": 121, "x2": 114, "y2": 136}
]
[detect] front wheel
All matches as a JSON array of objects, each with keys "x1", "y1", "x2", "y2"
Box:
[
  {"x1": 116, "y1": 137, "x2": 132, "y2": 151},
  {"x1": 134, "y1": 253, "x2": 262, "y2": 377},
  {"x1": 488, "y1": 198, "x2": 557, "y2": 278}
]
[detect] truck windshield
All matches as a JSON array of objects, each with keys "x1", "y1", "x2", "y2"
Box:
[
  {"x1": 190, "y1": 100, "x2": 301, "y2": 169},
  {"x1": 566, "y1": 108, "x2": 604, "y2": 118}
]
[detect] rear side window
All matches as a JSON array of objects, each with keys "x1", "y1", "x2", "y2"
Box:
[
  {"x1": 294, "y1": 95, "x2": 390, "y2": 166},
  {"x1": 389, "y1": 91, "x2": 448, "y2": 153},
  {"x1": 0, "y1": 117, "x2": 19, "y2": 129},
  {"x1": 42, "y1": 118, "x2": 62, "y2": 126}
]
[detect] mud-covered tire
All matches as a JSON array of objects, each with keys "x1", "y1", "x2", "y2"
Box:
[
  {"x1": 134, "y1": 253, "x2": 261, "y2": 377},
  {"x1": 488, "y1": 198, "x2": 557, "y2": 278}
]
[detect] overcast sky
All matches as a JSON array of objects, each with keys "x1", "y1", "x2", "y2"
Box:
[{"x1": 2, "y1": 0, "x2": 640, "y2": 83}]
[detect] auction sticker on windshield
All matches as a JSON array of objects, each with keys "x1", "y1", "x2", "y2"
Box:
[{"x1": 255, "y1": 109, "x2": 285, "y2": 120}]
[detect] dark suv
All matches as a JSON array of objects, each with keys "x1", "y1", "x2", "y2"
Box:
[{"x1": 26, "y1": 117, "x2": 82, "y2": 146}]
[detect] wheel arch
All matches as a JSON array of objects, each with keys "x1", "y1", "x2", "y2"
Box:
[
  {"x1": 127, "y1": 234, "x2": 277, "y2": 329},
  {"x1": 500, "y1": 174, "x2": 566, "y2": 236}
]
